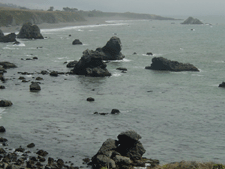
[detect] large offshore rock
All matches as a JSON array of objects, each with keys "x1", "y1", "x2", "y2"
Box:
[
  {"x1": 71, "y1": 49, "x2": 111, "y2": 77},
  {"x1": 0, "y1": 62, "x2": 17, "y2": 69},
  {"x1": 181, "y1": 17, "x2": 203, "y2": 24},
  {"x1": 95, "y1": 36, "x2": 125, "y2": 60},
  {"x1": 17, "y1": 22, "x2": 44, "y2": 39},
  {"x1": 0, "y1": 100, "x2": 13, "y2": 107},
  {"x1": 145, "y1": 57, "x2": 199, "y2": 71}
]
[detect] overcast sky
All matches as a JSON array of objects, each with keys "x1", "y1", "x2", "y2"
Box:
[{"x1": 0, "y1": 0, "x2": 224, "y2": 16}]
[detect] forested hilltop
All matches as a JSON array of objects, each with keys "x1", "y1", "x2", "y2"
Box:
[{"x1": 0, "y1": 5, "x2": 176, "y2": 27}]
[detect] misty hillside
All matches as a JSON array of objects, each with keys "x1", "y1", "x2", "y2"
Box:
[
  {"x1": 0, "y1": 7, "x2": 85, "y2": 27},
  {"x1": 0, "y1": 5, "x2": 175, "y2": 27}
]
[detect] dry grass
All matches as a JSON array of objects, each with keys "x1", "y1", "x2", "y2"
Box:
[{"x1": 154, "y1": 161, "x2": 224, "y2": 169}]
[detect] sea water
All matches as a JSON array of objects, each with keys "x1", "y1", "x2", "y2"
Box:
[{"x1": 0, "y1": 16, "x2": 225, "y2": 166}]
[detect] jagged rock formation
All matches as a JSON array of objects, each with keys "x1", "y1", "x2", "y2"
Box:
[
  {"x1": 17, "y1": 22, "x2": 44, "y2": 39},
  {"x1": 91, "y1": 130, "x2": 159, "y2": 169},
  {"x1": 96, "y1": 36, "x2": 125, "y2": 60},
  {"x1": 145, "y1": 57, "x2": 199, "y2": 72},
  {"x1": 181, "y1": 17, "x2": 203, "y2": 24},
  {"x1": 71, "y1": 49, "x2": 111, "y2": 77}
]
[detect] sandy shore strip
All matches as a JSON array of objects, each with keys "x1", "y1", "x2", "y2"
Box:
[{"x1": 0, "y1": 16, "x2": 131, "y2": 34}]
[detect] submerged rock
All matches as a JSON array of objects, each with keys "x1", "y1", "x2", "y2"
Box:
[
  {"x1": 17, "y1": 22, "x2": 44, "y2": 39},
  {"x1": 0, "y1": 100, "x2": 13, "y2": 107},
  {"x1": 181, "y1": 17, "x2": 203, "y2": 24},
  {"x1": 145, "y1": 57, "x2": 199, "y2": 71},
  {"x1": 71, "y1": 49, "x2": 111, "y2": 77}
]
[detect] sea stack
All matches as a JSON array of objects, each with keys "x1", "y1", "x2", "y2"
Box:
[
  {"x1": 71, "y1": 49, "x2": 111, "y2": 77},
  {"x1": 181, "y1": 17, "x2": 203, "y2": 24},
  {"x1": 17, "y1": 22, "x2": 44, "y2": 39}
]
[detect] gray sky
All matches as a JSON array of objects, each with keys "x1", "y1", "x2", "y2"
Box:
[{"x1": 1, "y1": 0, "x2": 224, "y2": 16}]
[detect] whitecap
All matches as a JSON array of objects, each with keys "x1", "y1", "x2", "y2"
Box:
[
  {"x1": 214, "y1": 60, "x2": 224, "y2": 63},
  {"x1": 41, "y1": 23, "x2": 128, "y2": 33},
  {"x1": 0, "y1": 108, "x2": 5, "y2": 114},
  {"x1": 112, "y1": 73, "x2": 121, "y2": 77},
  {"x1": 58, "y1": 57, "x2": 68, "y2": 60},
  {"x1": 110, "y1": 58, "x2": 131, "y2": 63},
  {"x1": 13, "y1": 43, "x2": 25, "y2": 47},
  {"x1": 77, "y1": 29, "x2": 83, "y2": 32}
]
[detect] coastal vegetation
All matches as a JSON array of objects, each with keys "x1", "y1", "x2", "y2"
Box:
[{"x1": 0, "y1": 6, "x2": 175, "y2": 27}]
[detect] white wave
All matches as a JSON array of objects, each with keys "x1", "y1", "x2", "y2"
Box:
[
  {"x1": 41, "y1": 23, "x2": 128, "y2": 33},
  {"x1": 214, "y1": 60, "x2": 224, "y2": 63},
  {"x1": 112, "y1": 73, "x2": 121, "y2": 77},
  {"x1": 0, "y1": 108, "x2": 5, "y2": 114},
  {"x1": 77, "y1": 29, "x2": 83, "y2": 32},
  {"x1": 110, "y1": 58, "x2": 131, "y2": 63},
  {"x1": 3, "y1": 47, "x2": 19, "y2": 50},
  {"x1": 58, "y1": 57, "x2": 68, "y2": 60}
]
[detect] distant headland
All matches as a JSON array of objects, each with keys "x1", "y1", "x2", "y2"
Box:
[{"x1": 0, "y1": 3, "x2": 176, "y2": 28}]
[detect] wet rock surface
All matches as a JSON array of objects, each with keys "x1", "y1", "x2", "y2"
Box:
[
  {"x1": 145, "y1": 57, "x2": 199, "y2": 72},
  {"x1": 17, "y1": 22, "x2": 44, "y2": 39},
  {"x1": 71, "y1": 49, "x2": 111, "y2": 77},
  {"x1": 90, "y1": 130, "x2": 158, "y2": 169}
]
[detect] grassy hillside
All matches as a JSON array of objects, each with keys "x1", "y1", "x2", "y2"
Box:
[
  {"x1": 78, "y1": 10, "x2": 175, "y2": 20},
  {"x1": 0, "y1": 7, "x2": 85, "y2": 27}
]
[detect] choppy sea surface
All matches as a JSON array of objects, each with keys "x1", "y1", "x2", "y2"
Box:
[{"x1": 0, "y1": 16, "x2": 225, "y2": 166}]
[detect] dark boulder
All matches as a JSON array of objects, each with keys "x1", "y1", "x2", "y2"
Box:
[
  {"x1": 50, "y1": 71, "x2": 58, "y2": 77},
  {"x1": 0, "y1": 85, "x2": 5, "y2": 89},
  {"x1": 17, "y1": 22, "x2": 44, "y2": 39},
  {"x1": 146, "y1": 52, "x2": 153, "y2": 55},
  {"x1": 87, "y1": 97, "x2": 95, "y2": 102},
  {"x1": 27, "y1": 143, "x2": 35, "y2": 148},
  {"x1": 72, "y1": 39, "x2": 82, "y2": 45},
  {"x1": 96, "y1": 36, "x2": 125, "y2": 60},
  {"x1": 0, "y1": 33, "x2": 17, "y2": 43},
  {"x1": 30, "y1": 82, "x2": 41, "y2": 92},
  {"x1": 0, "y1": 29, "x2": 4, "y2": 38},
  {"x1": 181, "y1": 17, "x2": 203, "y2": 24},
  {"x1": 111, "y1": 109, "x2": 120, "y2": 114},
  {"x1": 66, "y1": 60, "x2": 78, "y2": 68},
  {"x1": 219, "y1": 82, "x2": 225, "y2": 88},
  {"x1": 71, "y1": 49, "x2": 111, "y2": 77},
  {"x1": 145, "y1": 57, "x2": 199, "y2": 71},
  {"x1": 0, "y1": 62, "x2": 17, "y2": 69},
  {"x1": 0, "y1": 126, "x2": 6, "y2": 132},
  {"x1": 36, "y1": 150, "x2": 48, "y2": 157},
  {"x1": 0, "y1": 100, "x2": 13, "y2": 107}
]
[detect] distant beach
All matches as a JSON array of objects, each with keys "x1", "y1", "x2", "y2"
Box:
[{"x1": 0, "y1": 16, "x2": 132, "y2": 33}]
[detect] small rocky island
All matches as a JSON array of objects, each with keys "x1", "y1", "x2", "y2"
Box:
[
  {"x1": 17, "y1": 22, "x2": 44, "y2": 39},
  {"x1": 181, "y1": 17, "x2": 203, "y2": 24},
  {"x1": 90, "y1": 130, "x2": 159, "y2": 169},
  {"x1": 145, "y1": 57, "x2": 199, "y2": 72}
]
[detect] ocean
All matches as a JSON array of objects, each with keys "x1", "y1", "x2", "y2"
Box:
[{"x1": 0, "y1": 16, "x2": 225, "y2": 167}]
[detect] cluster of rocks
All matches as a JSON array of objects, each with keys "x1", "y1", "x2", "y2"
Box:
[
  {"x1": 90, "y1": 130, "x2": 159, "y2": 169},
  {"x1": 68, "y1": 36, "x2": 124, "y2": 77},
  {"x1": 94, "y1": 109, "x2": 120, "y2": 115},
  {"x1": 0, "y1": 135, "x2": 81, "y2": 169},
  {"x1": 0, "y1": 22, "x2": 44, "y2": 44},
  {"x1": 145, "y1": 57, "x2": 199, "y2": 72},
  {"x1": 71, "y1": 49, "x2": 111, "y2": 77}
]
